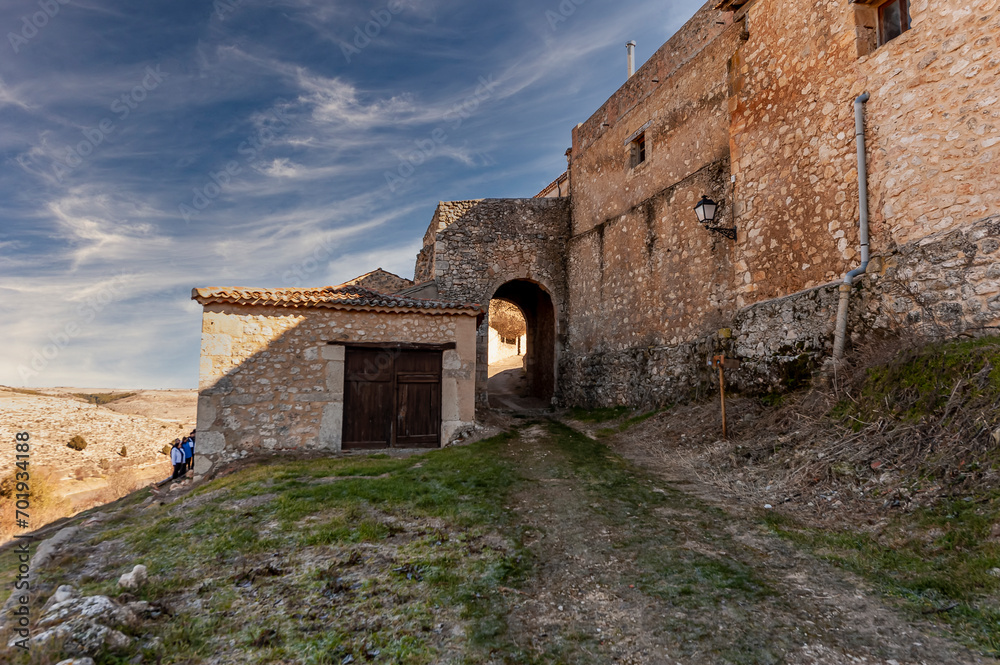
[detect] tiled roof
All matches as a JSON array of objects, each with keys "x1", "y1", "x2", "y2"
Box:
[
  {"x1": 342, "y1": 268, "x2": 414, "y2": 294},
  {"x1": 191, "y1": 284, "x2": 482, "y2": 315}
]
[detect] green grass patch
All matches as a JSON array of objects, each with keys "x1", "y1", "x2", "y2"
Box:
[
  {"x1": 541, "y1": 420, "x2": 781, "y2": 661},
  {"x1": 4, "y1": 433, "x2": 530, "y2": 665},
  {"x1": 595, "y1": 408, "x2": 661, "y2": 436},
  {"x1": 763, "y1": 494, "x2": 1000, "y2": 655},
  {"x1": 838, "y1": 335, "x2": 1000, "y2": 425},
  {"x1": 566, "y1": 406, "x2": 631, "y2": 423}
]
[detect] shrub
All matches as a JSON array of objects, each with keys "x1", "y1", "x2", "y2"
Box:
[
  {"x1": 0, "y1": 467, "x2": 71, "y2": 539},
  {"x1": 67, "y1": 435, "x2": 88, "y2": 451},
  {"x1": 119, "y1": 445, "x2": 128, "y2": 457},
  {"x1": 74, "y1": 391, "x2": 136, "y2": 406},
  {"x1": 161, "y1": 445, "x2": 171, "y2": 456},
  {"x1": 98, "y1": 458, "x2": 111, "y2": 471}
]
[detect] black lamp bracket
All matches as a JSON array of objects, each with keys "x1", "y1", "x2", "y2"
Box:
[{"x1": 704, "y1": 225, "x2": 737, "y2": 240}]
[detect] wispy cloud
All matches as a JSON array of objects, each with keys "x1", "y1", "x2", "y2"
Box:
[{"x1": 0, "y1": 0, "x2": 707, "y2": 388}]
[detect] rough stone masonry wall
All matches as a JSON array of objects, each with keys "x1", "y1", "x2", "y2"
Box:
[
  {"x1": 729, "y1": 0, "x2": 1000, "y2": 308},
  {"x1": 727, "y1": 0, "x2": 866, "y2": 306},
  {"x1": 561, "y1": 213, "x2": 1000, "y2": 406},
  {"x1": 557, "y1": 0, "x2": 1000, "y2": 407},
  {"x1": 414, "y1": 200, "x2": 483, "y2": 284},
  {"x1": 424, "y1": 198, "x2": 571, "y2": 404},
  {"x1": 560, "y1": 3, "x2": 742, "y2": 405},
  {"x1": 858, "y1": 0, "x2": 1000, "y2": 248},
  {"x1": 195, "y1": 304, "x2": 477, "y2": 479},
  {"x1": 569, "y1": 1, "x2": 737, "y2": 237}
]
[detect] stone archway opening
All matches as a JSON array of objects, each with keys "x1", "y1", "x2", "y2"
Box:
[
  {"x1": 486, "y1": 280, "x2": 556, "y2": 409},
  {"x1": 487, "y1": 299, "x2": 528, "y2": 400}
]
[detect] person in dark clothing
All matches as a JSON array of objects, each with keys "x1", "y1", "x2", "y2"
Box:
[
  {"x1": 180, "y1": 437, "x2": 193, "y2": 475},
  {"x1": 170, "y1": 439, "x2": 186, "y2": 480},
  {"x1": 186, "y1": 430, "x2": 196, "y2": 471}
]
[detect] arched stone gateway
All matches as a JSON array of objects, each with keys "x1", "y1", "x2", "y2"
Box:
[{"x1": 409, "y1": 198, "x2": 571, "y2": 411}]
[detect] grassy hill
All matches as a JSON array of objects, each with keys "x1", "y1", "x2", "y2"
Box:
[{"x1": 4, "y1": 336, "x2": 1000, "y2": 664}]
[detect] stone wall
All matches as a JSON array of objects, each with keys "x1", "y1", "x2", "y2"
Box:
[
  {"x1": 555, "y1": 0, "x2": 1000, "y2": 407},
  {"x1": 729, "y1": 0, "x2": 1000, "y2": 306},
  {"x1": 869, "y1": 213, "x2": 1000, "y2": 335},
  {"x1": 425, "y1": 199, "x2": 571, "y2": 303},
  {"x1": 561, "y1": 3, "x2": 741, "y2": 402},
  {"x1": 858, "y1": 0, "x2": 1000, "y2": 248},
  {"x1": 566, "y1": 160, "x2": 734, "y2": 353},
  {"x1": 195, "y1": 305, "x2": 477, "y2": 479},
  {"x1": 570, "y1": 2, "x2": 737, "y2": 237},
  {"x1": 412, "y1": 0, "x2": 1000, "y2": 410},
  {"x1": 414, "y1": 200, "x2": 483, "y2": 284},
  {"x1": 562, "y1": 213, "x2": 1000, "y2": 406}
]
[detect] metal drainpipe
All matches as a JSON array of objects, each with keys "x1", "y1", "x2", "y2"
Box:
[{"x1": 833, "y1": 92, "x2": 871, "y2": 360}]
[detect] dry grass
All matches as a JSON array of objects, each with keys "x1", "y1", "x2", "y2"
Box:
[
  {"x1": 610, "y1": 332, "x2": 1000, "y2": 530},
  {"x1": 0, "y1": 467, "x2": 72, "y2": 541}
]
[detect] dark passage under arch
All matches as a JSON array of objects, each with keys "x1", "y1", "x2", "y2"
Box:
[{"x1": 488, "y1": 279, "x2": 556, "y2": 405}]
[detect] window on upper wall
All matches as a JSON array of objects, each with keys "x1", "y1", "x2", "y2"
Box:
[
  {"x1": 878, "y1": 0, "x2": 910, "y2": 45},
  {"x1": 629, "y1": 133, "x2": 646, "y2": 169}
]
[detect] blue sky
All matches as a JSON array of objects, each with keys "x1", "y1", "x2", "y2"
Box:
[{"x1": 1, "y1": 0, "x2": 705, "y2": 389}]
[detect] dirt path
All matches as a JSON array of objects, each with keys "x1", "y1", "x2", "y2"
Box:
[{"x1": 498, "y1": 420, "x2": 996, "y2": 665}]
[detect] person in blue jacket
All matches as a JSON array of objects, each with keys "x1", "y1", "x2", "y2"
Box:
[
  {"x1": 180, "y1": 436, "x2": 193, "y2": 476},
  {"x1": 170, "y1": 439, "x2": 186, "y2": 480},
  {"x1": 186, "y1": 430, "x2": 196, "y2": 472}
]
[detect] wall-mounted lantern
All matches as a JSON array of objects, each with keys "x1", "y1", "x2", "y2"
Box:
[{"x1": 694, "y1": 195, "x2": 736, "y2": 241}]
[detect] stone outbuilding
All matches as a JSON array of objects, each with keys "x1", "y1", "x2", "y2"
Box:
[{"x1": 190, "y1": 283, "x2": 481, "y2": 479}]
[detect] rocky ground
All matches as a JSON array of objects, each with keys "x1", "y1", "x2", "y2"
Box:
[
  {"x1": 2, "y1": 418, "x2": 997, "y2": 664},
  {"x1": 0, "y1": 387, "x2": 197, "y2": 514}
]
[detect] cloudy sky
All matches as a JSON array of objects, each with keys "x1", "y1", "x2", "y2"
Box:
[{"x1": 1, "y1": 0, "x2": 705, "y2": 389}]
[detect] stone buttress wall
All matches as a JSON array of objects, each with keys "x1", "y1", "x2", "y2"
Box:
[
  {"x1": 561, "y1": 213, "x2": 1000, "y2": 406},
  {"x1": 195, "y1": 305, "x2": 477, "y2": 478}
]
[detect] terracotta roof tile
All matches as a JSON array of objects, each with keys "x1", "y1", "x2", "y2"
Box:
[{"x1": 191, "y1": 284, "x2": 482, "y2": 315}]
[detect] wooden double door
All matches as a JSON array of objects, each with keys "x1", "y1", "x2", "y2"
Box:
[{"x1": 343, "y1": 347, "x2": 443, "y2": 449}]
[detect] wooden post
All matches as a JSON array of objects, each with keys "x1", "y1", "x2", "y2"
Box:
[
  {"x1": 718, "y1": 358, "x2": 727, "y2": 439},
  {"x1": 713, "y1": 355, "x2": 729, "y2": 439}
]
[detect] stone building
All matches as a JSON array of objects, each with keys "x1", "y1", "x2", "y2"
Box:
[
  {"x1": 193, "y1": 0, "x2": 1000, "y2": 470},
  {"x1": 190, "y1": 284, "x2": 480, "y2": 479},
  {"x1": 417, "y1": 0, "x2": 1000, "y2": 408}
]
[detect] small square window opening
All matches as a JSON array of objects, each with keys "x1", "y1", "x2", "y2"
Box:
[
  {"x1": 629, "y1": 133, "x2": 646, "y2": 169},
  {"x1": 878, "y1": 0, "x2": 910, "y2": 46}
]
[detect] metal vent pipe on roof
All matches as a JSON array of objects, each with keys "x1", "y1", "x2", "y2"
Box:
[{"x1": 627, "y1": 41, "x2": 636, "y2": 77}]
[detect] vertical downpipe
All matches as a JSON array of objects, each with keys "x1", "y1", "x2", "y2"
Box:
[
  {"x1": 833, "y1": 92, "x2": 871, "y2": 360},
  {"x1": 626, "y1": 41, "x2": 636, "y2": 78}
]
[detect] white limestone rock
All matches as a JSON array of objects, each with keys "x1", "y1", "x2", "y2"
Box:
[{"x1": 117, "y1": 564, "x2": 148, "y2": 590}]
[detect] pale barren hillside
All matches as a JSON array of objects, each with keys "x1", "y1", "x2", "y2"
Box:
[{"x1": 0, "y1": 387, "x2": 197, "y2": 506}]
